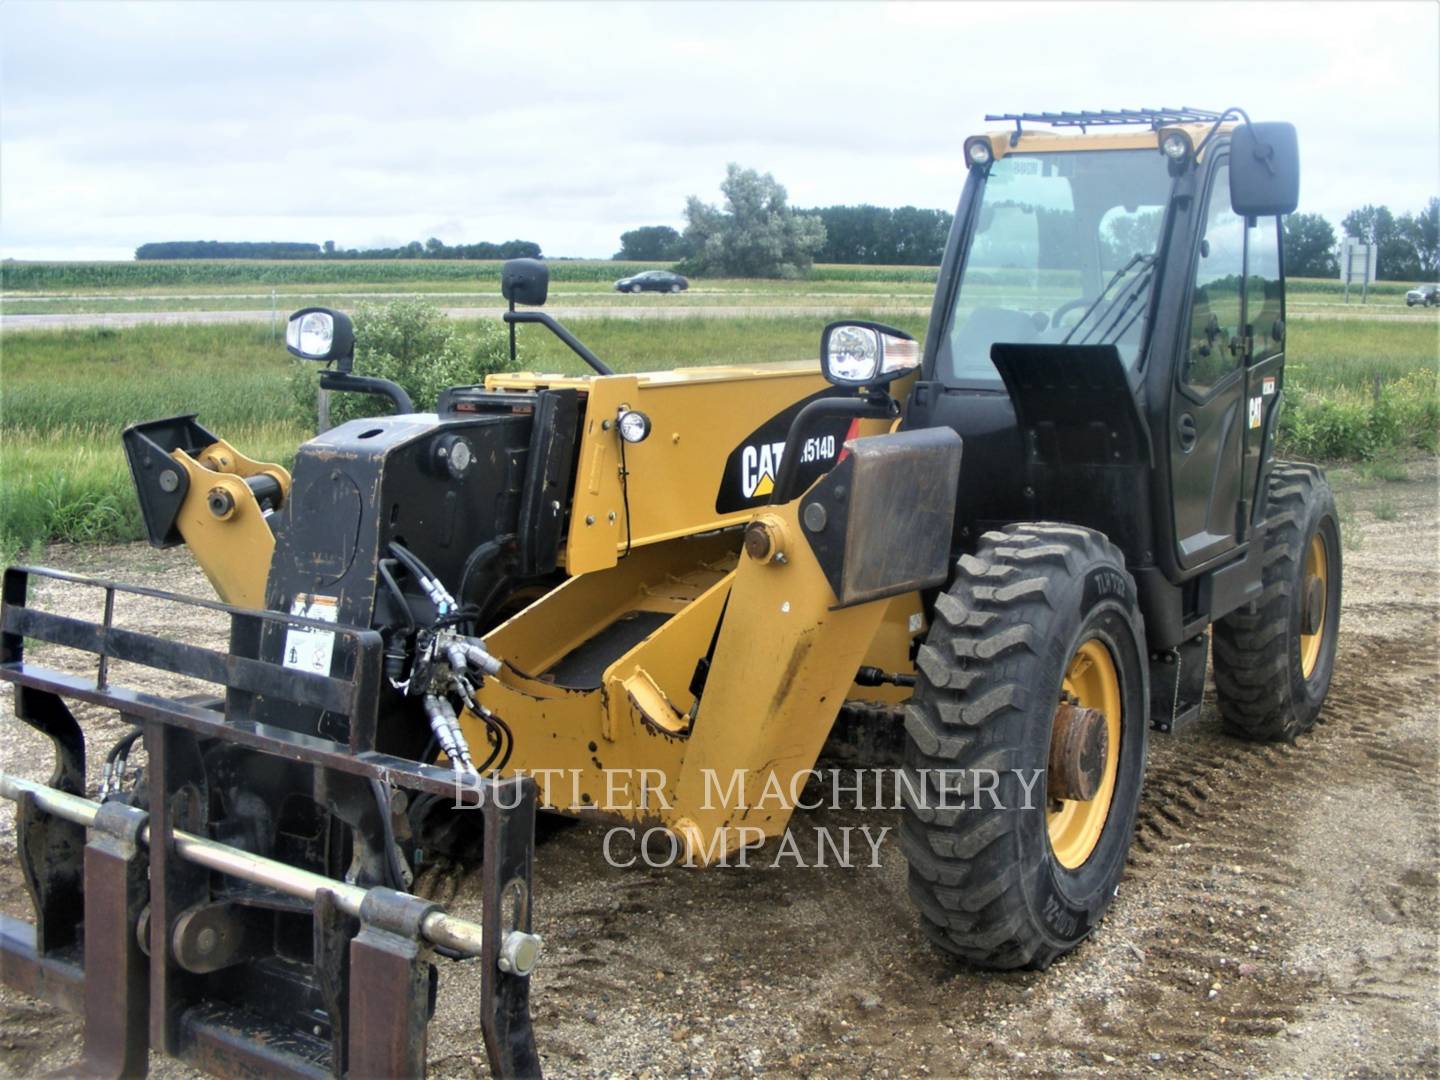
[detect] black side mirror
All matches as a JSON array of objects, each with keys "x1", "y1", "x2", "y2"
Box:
[
  {"x1": 502, "y1": 258, "x2": 549, "y2": 306},
  {"x1": 1229, "y1": 122, "x2": 1299, "y2": 216}
]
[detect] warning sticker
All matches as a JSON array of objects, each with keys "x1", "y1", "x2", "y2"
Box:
[
  {"x1": 1262, "y1": 376, "x2": 1277, "y2": 396},
  {"x1": 283, "y1": 594, "x2": 338, "y2": 675},
  {"x1": 1248, "y1": 396, "x2": 1264, "y2": 430}
]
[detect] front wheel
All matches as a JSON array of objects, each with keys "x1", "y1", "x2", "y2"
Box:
[
  {"x1": 901, "y1": 524, "x2": 1149, "y2": 970},
  {"x1": 630, "y1": 284, "x2": 643, "y2": 294},
  {"x1": 669, "y1": 283, "x2": 681, "y2": 293}
]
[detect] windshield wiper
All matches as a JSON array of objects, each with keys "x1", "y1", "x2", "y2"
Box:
[{"x1": 1063, "y1": 253, "x2": 1157, "y2": 346}]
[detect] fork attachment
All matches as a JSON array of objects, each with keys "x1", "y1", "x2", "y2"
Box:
[{"x1": 0, "y1": 565, "x2": 542, "y2": 1079}]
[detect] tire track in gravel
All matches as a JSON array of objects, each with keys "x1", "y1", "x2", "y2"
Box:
[{"x1": 1071, "y1": 608, "x2": 1439, "y2": 1072}]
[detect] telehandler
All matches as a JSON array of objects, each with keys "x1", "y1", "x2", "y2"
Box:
[{"x1": 0, "y1": 107, "x2": 1341, "y2": 1077}]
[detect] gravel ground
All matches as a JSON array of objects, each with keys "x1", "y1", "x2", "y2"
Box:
[{"x1": 1, "y1": 459, "x2": 1436, "y2": 1079}]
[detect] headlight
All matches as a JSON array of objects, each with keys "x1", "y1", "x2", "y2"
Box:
[
  {"x1": 827, "y1": 325, "x2": 880, "y2": 383},
  {"x1": 285, "y1": 307, "x2": 354, "y2": 362},
  {"x1": 820, "y1": 321, "x2": 920, "y2": 387},
  {"x1": 964, "y1": 137, "x2": 994, "y2": 168}
]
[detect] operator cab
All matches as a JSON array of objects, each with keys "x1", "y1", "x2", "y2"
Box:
[{"x1": 897, "y1": 108, "x2": 1299, "y2": 653}]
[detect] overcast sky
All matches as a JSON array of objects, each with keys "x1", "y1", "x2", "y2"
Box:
[{"x1": 2, "y1": 0, "x2": 1437, "y2": 261}]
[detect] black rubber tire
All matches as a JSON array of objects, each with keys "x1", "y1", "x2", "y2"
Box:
[
  {"x1": 900, "y1": 523, "x2": 1149, "y2": 970},
  {"x1": 1213, "y1": 462, "x2": 1341, "y2": 742}
]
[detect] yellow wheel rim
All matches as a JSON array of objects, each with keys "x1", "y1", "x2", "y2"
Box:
[
  {"x1": 1047, "y1": 639, "x2": 1122, "y2": 869},
  {"x1": 1300, "y1": 533, "x2": 1328, "y2": 679}
]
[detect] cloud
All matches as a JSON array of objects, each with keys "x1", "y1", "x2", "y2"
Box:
[{"x1": 2, "y1": 0, "x2": 1436, "y2": 260}]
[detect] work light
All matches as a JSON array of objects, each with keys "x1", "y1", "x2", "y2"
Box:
[
  {"x1": 965, "y1": 137, "x2": 994, "y2": 168},
  {"x1": 617, "y1": 408, "x2": 652, "y2": 444},
  {"x1": 1160, "y1": 130, "x2": 1192, "y2": 162},
  {"x1": 285, "y1": 307, "x2": 355, "y2": 363}
]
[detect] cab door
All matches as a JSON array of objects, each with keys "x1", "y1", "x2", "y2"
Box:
[{"x1": 1170, "y1": 156, "x2": 1248, "y2": 570}]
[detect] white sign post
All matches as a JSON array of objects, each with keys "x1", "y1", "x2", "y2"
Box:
[{"x1": 1340, "y1": 240, "x2": 1376, "y2": 304}]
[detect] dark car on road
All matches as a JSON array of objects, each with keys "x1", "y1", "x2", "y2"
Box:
[
  {"x1": 614, "y1": 270, "x2": 689, "y2": 294},
  {"x1": 1405, "y1": 284, "x2": 1439, "y2": 307}
]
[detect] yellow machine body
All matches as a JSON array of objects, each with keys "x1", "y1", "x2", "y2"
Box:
[
  {"x1": 179, "y1": 359, "x2": 940, "y2": 862},
  {"x1": 166, "y1": 438, "x2": 290, "y2": 608}
]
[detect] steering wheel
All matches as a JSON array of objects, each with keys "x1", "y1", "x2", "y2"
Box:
[{"x1": 1051, "y1": 297, "x2": 1094, "y2": 327}]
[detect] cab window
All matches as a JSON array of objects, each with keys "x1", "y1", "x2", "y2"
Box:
[
  {"x1": 1246, "y1": 217, "x2": 1283, "y2": 364},
  {"x1": 1182, "y1": 161, "x2": 1245, "y2": 393}
]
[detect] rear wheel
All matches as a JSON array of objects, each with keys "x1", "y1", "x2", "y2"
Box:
[
  {"x1": 901, "y1": 524, "x2": 1149, "y2": 969},
  {"x1": 1213, "y1": 463, "x2": 1341, "y2": 741},
  {"x1": 669, "y1": 283, "x2": 681, "y2": 293}
]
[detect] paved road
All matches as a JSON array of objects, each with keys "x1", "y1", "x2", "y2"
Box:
[{"x1": 1, "y1": 304, "x2": 933, "y2": 331}]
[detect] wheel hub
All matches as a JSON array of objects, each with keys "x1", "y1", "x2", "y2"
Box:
[
  {"x1": 1301, "y1": 574, "x2": 1324, "y2": 635},
  {"x1": 1048, "y1": 703, "x2": 1109, "y2": 802}
]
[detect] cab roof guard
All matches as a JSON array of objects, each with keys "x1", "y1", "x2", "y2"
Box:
[{"x1": 987, "y1": 107, "x2": 1223, "y2": 138}]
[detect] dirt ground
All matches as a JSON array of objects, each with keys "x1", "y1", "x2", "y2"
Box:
[{"x1": 1, "y1": 459, "x2": 1436, "y2": 1079}]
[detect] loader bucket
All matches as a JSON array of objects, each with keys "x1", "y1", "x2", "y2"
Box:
[{"x1": 0, "y1": 565, "x2": 543, "y2": 1079}]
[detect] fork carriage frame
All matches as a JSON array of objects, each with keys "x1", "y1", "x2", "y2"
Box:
[{"x1": 0, "y1": 565, "x2": 542, "y2": 1079}]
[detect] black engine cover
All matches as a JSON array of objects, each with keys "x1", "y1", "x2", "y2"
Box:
[{"x1": 234, "y1": 389, "x2": 577, "y2": 745}]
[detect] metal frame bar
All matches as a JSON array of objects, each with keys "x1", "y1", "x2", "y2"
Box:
[{"x1": 986, "y1": 107, "x2": 1222, "y2": 134}]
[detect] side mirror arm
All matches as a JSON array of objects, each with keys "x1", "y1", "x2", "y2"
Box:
[
  {"x1": 770, "y1": 392, "x2": 897, "y2": 505},
  {"x1": 503, "y1": 310, "x2": 615, "y2": 376}
]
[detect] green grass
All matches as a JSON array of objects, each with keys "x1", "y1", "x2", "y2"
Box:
[
  {"x1": 1, "y1": 301, "x2": 1434, "y2": 557},
  {"x1": 2, "y1": 257, "x2": 1424, "y2": 296},
  {"x1": 471, "y1": 312, "x2": 932, "y2": 375},
  {"x1": 1279, "y1": 319, "x2": 1439, "y2": 460},
  {"x1": 0, "y1": 259, "x2": 944, "y2": 292},
  {"x1": 0, "y1": 311, "x2": 929, "y2": 556},
  {"x1": 0, "y1": 259, "x2": 676, "y2": 291},
  {"x1": 1285, "y1": 320, "x2": 1440, "y2": 389},
  {"x1": 1356, "y1": 453, "x2": 1411, "y2": 483}
]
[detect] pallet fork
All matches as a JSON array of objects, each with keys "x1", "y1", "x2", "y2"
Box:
[{"x1": 0, "y1": 566, "x2": 543, "y2": 1079}]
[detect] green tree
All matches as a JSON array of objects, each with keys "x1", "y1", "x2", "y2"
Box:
[
  {"x1": 1283, "y1": 213, "x2": 1338, "y2": 278},
  {"x1": 614, "y1": 225, "x2": 687, "y2": 261},
  {"x1": 290, "y1": 300, "x2": 519, "y2": 427},
  {"x1": 1341, "y1": 204, "x2": 1420, "y2": 280},
  {"x1": 1341, "y1": 204, "x2": 1393, "y2": 246},
  {"x1": 1403, "y1": 197, "x2": 1439, "y2": 277},
  {"x1": 678, "y1": 165, "x2": 826, "y2": 278}
]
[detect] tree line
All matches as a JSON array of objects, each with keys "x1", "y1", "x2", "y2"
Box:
[
  {"x1": 619, "y1": 163, "x2": 1440, "y2": 282},
  {"x1": 135, "y1": 238, "x2": 542, "y2": 260},
  {"x1": 1280, "y1": 199, "x2": 1437, "y2": 281},
  {"x1": 616, "y1": 203, "x2": 952, "y2": 267}
]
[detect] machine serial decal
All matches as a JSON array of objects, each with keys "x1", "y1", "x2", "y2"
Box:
[
  {"x1": 739, "y1": 434, "x2": 840, "y2": 499},
  {"x1": 714, "y1": 388, "x2": 854, "y2": 512}
]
